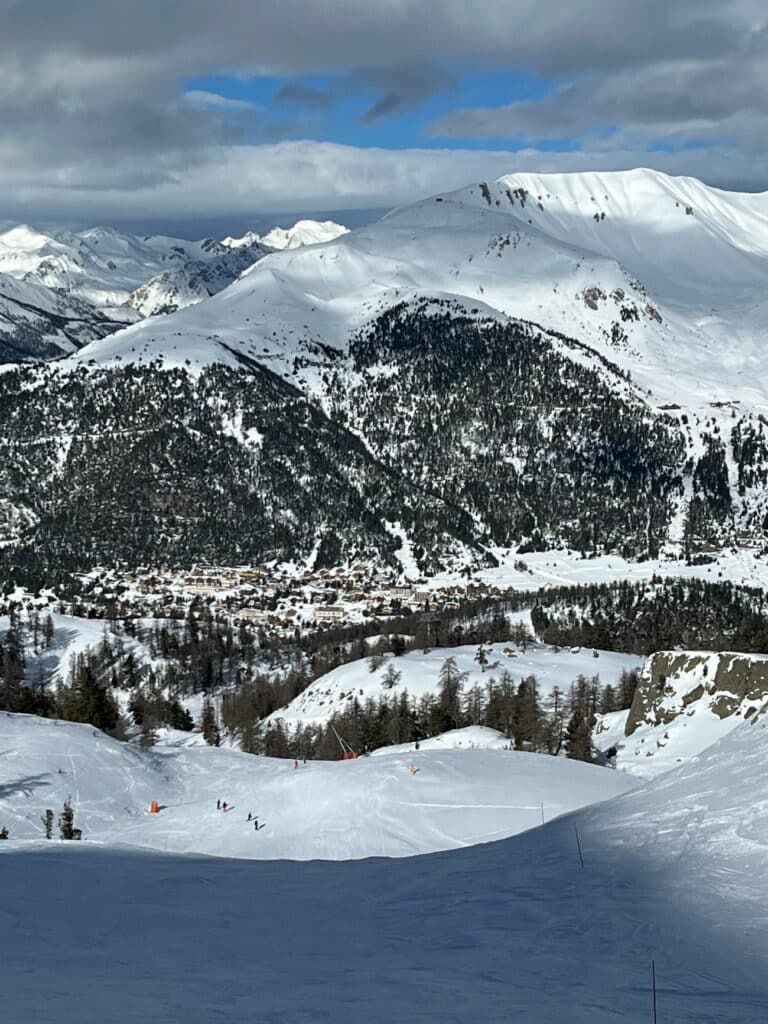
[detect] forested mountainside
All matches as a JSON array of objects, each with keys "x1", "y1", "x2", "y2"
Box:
[
  {"x1": 531, "y1": 577, "x2": 768, "y2": 655},
  {"x1": 328, "y1": 303, "x2": 685, "y2": 557},
  {"x1": 3, "y1": 169, "x2": 768, "y2": 582},
  {"x1": 0, "y1": 307, "x2": 701, "y2": 587},
  {"x1": 0, "y1": 350, "x2": 482, "y2": 586}
]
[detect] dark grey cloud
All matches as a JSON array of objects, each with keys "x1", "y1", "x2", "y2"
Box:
[
  {"x1": 355, "y1": 66, "x2": 457, "y2": 123},
  {"x1": 274, "y1": 84, "x2": 334, "y2": 110},
  {"x1": 0, "y1": 0, "x2": 765, "y2": 226}
]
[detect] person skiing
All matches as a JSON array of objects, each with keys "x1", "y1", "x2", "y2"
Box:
[
  {"x1": 222, "y1": 801, "x2": 228, "y2": 812},
  {"x1": 253, "y1": 818, "x2": 259, "y2": 831},
  {"x1": 294, "y1": 759, "x2": 299, "y2": 769},
  {"x1": 217, "y1": 799, "x2": 221, "y2": 810},
  {"x1": 247, "y1": 812, "x2": 252, "y2": 822}
]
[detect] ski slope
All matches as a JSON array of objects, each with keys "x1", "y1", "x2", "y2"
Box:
[
  {"x1": 0, "y1": 714, "x2": 636, "y2": 859},
  {"x1": 1, "y1": 716, "x2": 766, "y2": 1022}
]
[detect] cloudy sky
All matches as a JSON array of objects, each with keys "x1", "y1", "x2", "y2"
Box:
[{"x1": 1, "y1": 0, "x2": 765, "y2": 234}]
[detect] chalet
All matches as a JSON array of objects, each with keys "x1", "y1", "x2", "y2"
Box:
[
  {"x1": 315, "y1": 606, "x2": 346, "y2": 622},
  {"x1": 237, "y1": 608, "x2": 272, "y2": 624}
]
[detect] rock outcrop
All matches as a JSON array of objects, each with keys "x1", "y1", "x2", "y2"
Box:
[{"x1": 626, "y1": 650, "x2": 768, "y2": 736}]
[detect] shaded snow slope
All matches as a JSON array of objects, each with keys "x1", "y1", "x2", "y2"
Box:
[
  {"x1": 0, "y1": 271, "x2": 137, "y2": 361},
  {"x1": 1, "y1": 718, "x2": 766, "y2": 1022},
  {"x1": 268, "y1": 641, "x2": 644, "y2": 729},
  {"x1": 0, "y1": 712, "x2": 635, "y2": 859}
]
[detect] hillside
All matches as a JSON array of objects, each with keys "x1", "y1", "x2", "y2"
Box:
[
  {"x1": 0, "y1": 712, "x2": 636, "y2": 858},
  {"x1": 2, "y1": 169, "x2": 768, "y2": 577},
  {"x1": 1, "y1": 714, "x2": 765, "y2": 1022},
  {"x1": 268, "y1": 640, "x2": 643, "y2": 730},
  {"x1": 596, "y1": 648, "x2": 768, "y2": 778}
]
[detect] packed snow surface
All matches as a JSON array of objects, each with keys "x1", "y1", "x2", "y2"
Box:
[
  {"x1": 0, "y1": 713, "x2": 635, "y2": 859},
  {"x1": 1, "y1": 717, "x2": 767, "y2": 1021}
]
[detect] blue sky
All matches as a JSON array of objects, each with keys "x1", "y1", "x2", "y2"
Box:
[{"x1": 184, "y1": 68, "x2": 576, "y2": 152}]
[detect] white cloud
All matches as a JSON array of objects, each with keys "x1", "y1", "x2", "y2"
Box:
[
  {"x1": 183, "y1": 91, "x2": 259, "y2": 112},
  {"x1": 2, "y1": 139, "x2": 765, "y2": 230}
]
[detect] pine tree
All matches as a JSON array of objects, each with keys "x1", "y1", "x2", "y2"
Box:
[
  {"x1": 474, "y1": 645, "x2": 489, "y2": 673},
  {"x1": 437, "y1": 656, "x2": 464, "y2": 732},
  {"x1": 201, "y1": 700, "x2": 221, "y2": 747},
  {"x1": 58, "y1": 798, "x2": 77, "y2": 840},
  {"x1": 43, "y1": 614, "x2": 55, "y2": 649},
  {"x1": 41, "y1": 809, "x2": 53, "y2": 839},
  {"x1": 381, "y1": 662, "x2": 402, "y2": 690},
  {"x1": 564, "y1": 709, "x2": 593, "y2": 762}
]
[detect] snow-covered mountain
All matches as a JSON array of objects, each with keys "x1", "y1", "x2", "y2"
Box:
[
  {"x1": 68, "y1": 169, "x2": 768, "y2": 402},
  {"x1": 127, "y1": 238, "x2": 272, "y2": 316},
  {"x1": 221, "y1": 218, "x2": 348, "y2": 250},
  {"x1": 0, "y1": 220, "x2": 344, "y2": 356},
  {"x1": 0, "y1": 223, "x2": 227, "y2": 308},
  {"x1": 4, "y1": 169, "x2": 768, "y2": 577},
  {"x1": 0, "y1": 270, "x2": 139, "y2": 361}
]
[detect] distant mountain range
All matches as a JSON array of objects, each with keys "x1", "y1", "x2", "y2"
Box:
[
  {"x1": 0, "y1": 219, "x2": 348, "y2": 359},
  {"x1": 2, "y1": 169, "x2": 768, "y2": 583}
]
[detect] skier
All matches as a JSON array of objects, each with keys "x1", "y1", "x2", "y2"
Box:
[
  {"x1": 222, "y1": 801, "x2": 228, "y2": 813},
  {"x1": 217, "y1": 798, "x2": 221, "y2": 810},
  {"x1": 247, "y1": 812, "x2": 252, "y2": 822},
  {"x1": 294, "y1": 759, "x2": 299, "y2": 769},
  {"x1": 253, "y1": 818, "x2": 259, "y2": 831}
]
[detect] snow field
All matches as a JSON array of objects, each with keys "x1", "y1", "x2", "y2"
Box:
[
  {"x1": 2, "y1": 718, "x2": 767, "y2": 1022},
  {"x1": 0, "y1": 714, "x2": 636, "y2": 860}
]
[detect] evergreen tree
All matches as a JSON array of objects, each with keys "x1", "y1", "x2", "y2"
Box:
[
  {"x1": 58, "y1": 798, "x2": 78, "y2": 840},
  {"x1": 41, "y1": 809, "x2": 53, "y2": 839},
  {"x1": 437, "y1": 656, "x2": 464, "y2": 732},
  {"x1": 201, "y1": 700, "x2": 221, "y2": 747},
  {"x1": 474, "y1": 645, "x2": 489, "y2": 673},
  {"x1": 381, "y1": 662, "x2": 402, "y2": 690},
  {"x1": 564, "y1": 709, "x2": 593, "y2": 762}
]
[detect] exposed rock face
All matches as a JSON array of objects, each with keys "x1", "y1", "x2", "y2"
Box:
[{"x1": 626, "y1": 651, "x2": 768, "y2": 736}]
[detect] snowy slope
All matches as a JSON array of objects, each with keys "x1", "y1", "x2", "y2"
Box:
[
  {"x1": 0, "y1": 712, "x2": 636, "y2": 859},
  {"x1": 268, "y1": 641, "x2": 644, "y2": 729},
  {"x1": 65, "y1": 169, "x2": 768, "y2": 413},
  {"x1": 0, "y1": 270, "x2": 137, "y2": 361},
  {"x1": 1, "y1": 717, "x2": 766, "y2": 1022}
]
